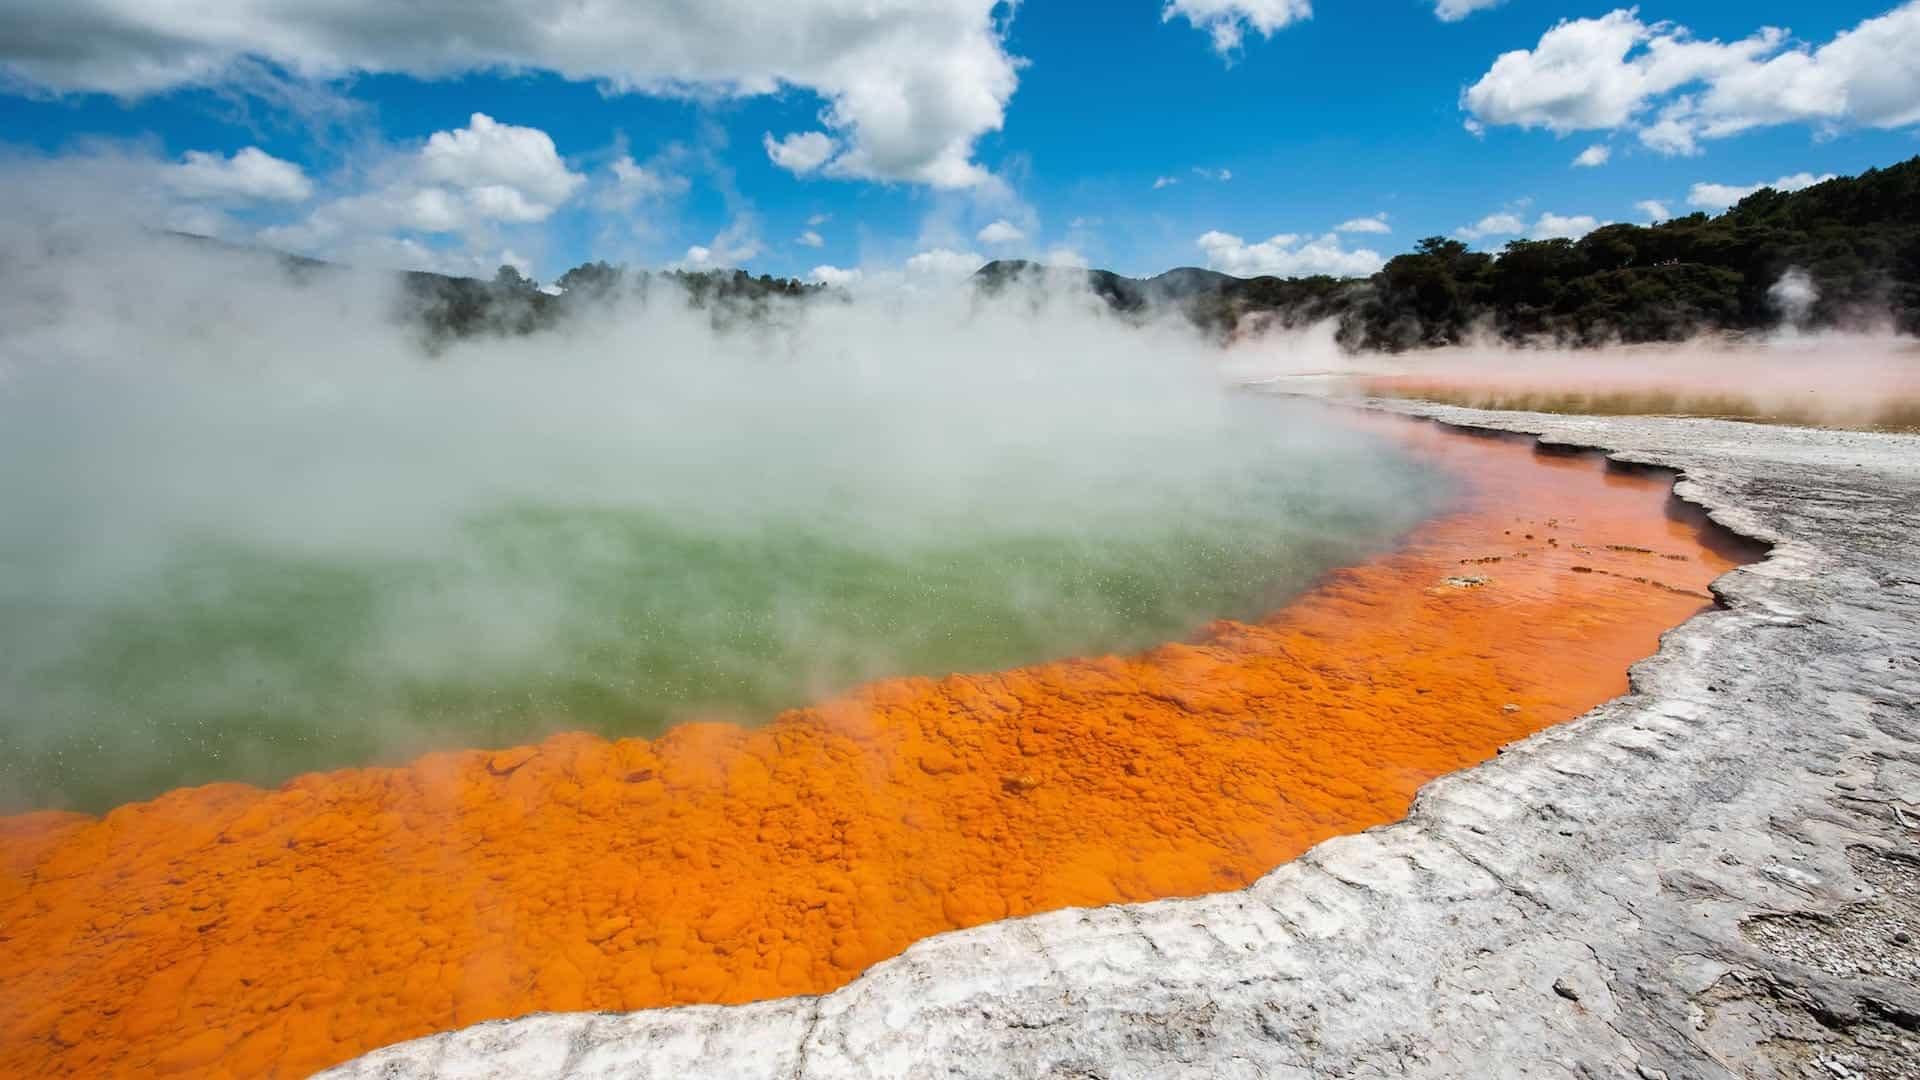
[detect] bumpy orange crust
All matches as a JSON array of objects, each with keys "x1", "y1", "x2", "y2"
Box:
[{"x1": 0, "y1": 420, "x2": 1754, "y2": 1078}]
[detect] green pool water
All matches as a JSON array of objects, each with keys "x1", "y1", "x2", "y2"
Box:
[{"x1": 0, "y1": 398, "x2": 1449, "y2": 813}]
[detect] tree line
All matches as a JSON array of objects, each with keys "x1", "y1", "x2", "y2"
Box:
[{"x1": 1144, "y1": 154, "x2": 1920, "y2": 348}]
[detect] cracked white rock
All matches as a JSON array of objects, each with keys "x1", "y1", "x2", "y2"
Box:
[{"x1": 322, "y1": 403, "x2": 1920, "y2": 1079}]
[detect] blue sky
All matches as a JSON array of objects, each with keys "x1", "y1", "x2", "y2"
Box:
[{"x1": 2, "y1": 0, "x2": 1915, "y2": 284}]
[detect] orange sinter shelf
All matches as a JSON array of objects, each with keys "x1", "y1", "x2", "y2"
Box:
[{"x1": 0, "y1": 418, "x2": 1760, "y2": 1078}]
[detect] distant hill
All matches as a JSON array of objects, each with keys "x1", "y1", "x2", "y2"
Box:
[
  {"x1": 385, "y1": 262, "x2": 820, "y2": 341},
  {"x1": 978, "y1": 154, "x2": 1920, "y2": 348},
  {"x1": 976, "y1": 259, "x2": 1351, "y2": 335},
  {"x1": 161, "y1": 232, "x2": 825, "y2": 344}
]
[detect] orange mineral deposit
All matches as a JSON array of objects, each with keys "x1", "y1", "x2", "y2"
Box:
[{"x1": 0, "y1": 418, "x2": 1760, "y2": 1078}]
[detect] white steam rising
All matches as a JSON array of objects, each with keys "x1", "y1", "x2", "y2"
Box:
[
  {"x1": 1768, "y1": 267, "x2": 1819, "y2": 328},
  {"x1": 0, "y1": 223, "x2": 1444, "y2": 811}
]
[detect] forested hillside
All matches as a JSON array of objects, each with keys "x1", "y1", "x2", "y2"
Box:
[{"x1": 983, "y1": 155, "x2": 1920, "y2": 348}]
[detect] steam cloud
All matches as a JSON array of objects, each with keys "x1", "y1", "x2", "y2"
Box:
[
  {"x1": 1768, "y1": 267, "x2": 1819, "y2": 328},
  {"x1": 0, "y1": 222, "x2": 1448, "y2": 811}
]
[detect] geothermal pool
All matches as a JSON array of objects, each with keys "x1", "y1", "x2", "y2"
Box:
[
  {"x1": 0, "y1": 394, "x2": 1445, "y2": 812},
  {"x1": 0, "y1": 412, "x2": 1759, "y2": 1079}
]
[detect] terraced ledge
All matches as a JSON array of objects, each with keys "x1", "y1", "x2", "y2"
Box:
[{"x1": 325, "y1": 402, "x2": 1920, "y2": 1080}]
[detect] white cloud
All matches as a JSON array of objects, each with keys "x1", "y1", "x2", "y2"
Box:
[
  {"x1": 1636, "y1": 199, "x2": 1671, "y2": 221},
  {"x1": 463, "y1": 184, "x2": 549, "y2": 224},
  {"x1": 1530, "y1": 212, "x2": 1603, "y2": 240},
  {"x1": 1164, "y1": 0, "x2": 1313, "y2": 55},
  {"x1": 1153, "y1": 175, "x2": 1179, "y2": 189},
  {"x1": 165, "y1": 146, "x2": 312, "y2": 203},
  {"x1": 905, "y1": 248, "x2": 987, "y2": 281},
  {"x1": 1196, "y1": 230, "x2": 1384, "y2": 277},
  {"x1": 1334, "y1": 213, "x2": 1391, "y2": 234},
  {"x1": 1042, "y1": 247, "x2": 1090, "y2": 268},
  {"x1": 1461, "y1": 5, "x2": 1920, "y2": 155},
  {"x1": 678, "y1": 218, "x2": 762, "y2": 269},
  {"x1": 797, "y1": 230, "x2": 825, "y2": 248},
  {"x1": 1458, "y1": 210, "x2": 1606, "y2": 242},
  {"x1": 1686, "y1": 171, "x2": 1836, "y2": 210},
  {"x1": 603, "y1": 156, "x2": 686, "y2": 209},
  {"x1": 0, "y1": 0, "x2": 1020, "y2": 190},
  {"x1": 0, "y1": 145, "x2": 239, "y2": 240},
  {"x1": 763, "y1": 131, "x2": 837, "y2": 175},
  {"x1": 1192, "y1": 166, "x2": 1233, "y2": 181},
  {"x1": 258, "y1": 113, "x2": 585, "y2": 270},
  {"x1": 976, "y1": 219, "x2": 1026, "y2": 245},
  {"x1": 808, "y1": 265, "x2": 863, "y2": 287},
  {"x1": 1456, "y1": 212, "x2": 1527, "y2": 240},
  {"x1": 1572, "y1": 144, "x2": 1612, "y2": 168},
  {"x1": 418, "y1": 113, "x2": 582, "y2": 208},
  {"x1": 806, "y1": 213, "x2": 831, "y2": 227},
  {"x1": 1435, "y1": 0, "x2": 1504, "y2": 21},
  {"x1": 2, "y1": 138, "x2": 549, "y2": 278}
]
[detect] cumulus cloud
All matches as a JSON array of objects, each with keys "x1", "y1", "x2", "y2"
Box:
[
  {"x1": 165, "y1": 147, "x2": 313, "y2": 203},
  {"x1": 976, "y1": 219, "x2": 1026, "y2": 245},
  {"x1": 599, "y1": 155, "x2": 687, "y2": 211},
  {"x1": 7, "y1": 134, "x2": 553, "y2": 278},
  {"x1": 1153, "y1": 175, "x2": 1179, "y2": 189},
  {"x1": 0, "y1": 143, "x2": 242, "y2": 241},
  {"x1": 0, "y1": 0, "x2": 1020, "y2": 189},
  {"x1": 1164, "y1": 0, "x2": 1313, "y2": 55},
  {"x1": 763, "y1": 131, "x2": 837, "y2": 175},
  {"x1": 280, "y1": 113, "x2": 581, "y2": 234},
  {"x1": 1192, "y1": 166, "x2": 1233, "y2": 181},
  {"x1": 1456, "y1": 210, "x2": 1602, "y2": 242},
  {"x1": 258, "y1": 113, "x2": 583, "y2": 269},
  {"x1": 807, "y1": 264, "x2": 862, "y2": 287},
  {"x1": 1636, "y1": 199, "x2": 1672, "y2": 221},
  {"x1": 797, "y1": 230, "x2": 825, "y2": 248},
  {"x1": 1572, "y1": 144, "x2": 1611, "y2": 168},
  {"x1": 1334, "y1": 213, "x2": 1391, "y2": 234},
  {"x1": 417, "y1": 113, "x2": 583, "y2": 209},
  {"x1": 806, "y1": 213, "x2": 831, "y2": 227},
  {"x1": 1195, "y1": 230, "x2": 1384, "y2": 277},
  {"x1": 1435, "y1": 0, "x2": 1504, "y2": 21},
  {"x1": 905, "y1": 248, "x2": 987, "y2": 281},
  {"x1": 1530, "y1": 211, "x2": 1603, "y2": 240},
  {"x1": 1456, "y1": 212, "x2": 1527, "y2": 240},
  {"x1": 1461, "y1": 4, "x2": 1920, "y2": 155},
  {"x1": 678, "y1": 218, "x2": 762, "y2": 270},
  {"x1": 1686, "y1": 171, "x2": 1837, "y2": 210}
]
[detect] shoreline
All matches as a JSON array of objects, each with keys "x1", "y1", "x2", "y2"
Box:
[{"x1": 326, "y1": 401, "x2": 1920, "y2": 1079}]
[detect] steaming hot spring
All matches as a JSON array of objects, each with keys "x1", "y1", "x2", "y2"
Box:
[{"x1": 0, "y1": 240, "x2": 1761, "y2": 1078}]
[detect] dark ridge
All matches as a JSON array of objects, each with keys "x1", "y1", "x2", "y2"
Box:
[{"x1": 157, "y1": 232, "x2": 827, "y2": 344}]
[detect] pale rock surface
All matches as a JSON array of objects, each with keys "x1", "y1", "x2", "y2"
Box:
[{"x1": 324, "y1": 403, "x2": 1920, "y2": 1079}]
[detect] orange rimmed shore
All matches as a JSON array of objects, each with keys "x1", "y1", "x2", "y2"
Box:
[{"x1": 0, "y1": 417, "x2": 1760, "y2": 1078}]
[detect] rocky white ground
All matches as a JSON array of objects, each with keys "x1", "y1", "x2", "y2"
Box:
[{"x1": 325, "y1": 403, "x2": 1920, "y2": 1080}]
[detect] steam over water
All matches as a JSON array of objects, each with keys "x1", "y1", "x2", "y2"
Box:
[{"x1": 0, "y1": 230, "x2": 1450, "y2": 811}]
